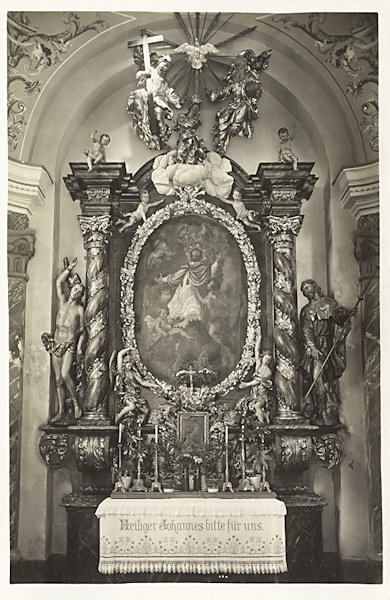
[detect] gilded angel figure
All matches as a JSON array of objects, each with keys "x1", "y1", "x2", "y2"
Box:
[{"x1": 207, "y1": 48, "x2": 272, "y2": 155}]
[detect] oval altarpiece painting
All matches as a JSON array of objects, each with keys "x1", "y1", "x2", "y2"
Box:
[{"x1": 121, "y1": 197, "x2": 261, "y2": 396}]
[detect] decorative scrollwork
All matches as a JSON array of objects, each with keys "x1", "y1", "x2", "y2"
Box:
[
  {"x1": 275, "y1": 434, "x2": 313, "y2": 471},
  {"x1": 313, "y1": 433, "x2": 343, "y2": 469},
  {"x1": 73, "y1": 435, "x2": 111, "y2": 471},
  {"x1": 121, "y1": 190, "x2": 262, "y2": 401},
  {"x1": 271, "y1": 189, "x2": 297, "y2": 203},
  {"x1": 78, "y1": 215, "x2": 111, "y2": 247},
  {"x1": 265, "y1": 215, "x2": 303, "y2": 248},
  {"x1": 85, "y1": 188, "x2": 110, "y2": 203},
  {"x1": 39, "y1": 433, "x2": 69, "y2": 468}
]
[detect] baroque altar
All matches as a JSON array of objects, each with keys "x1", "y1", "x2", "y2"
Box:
[{"x1": 35, "y1": 18, "x2": 353, "y2": 582}]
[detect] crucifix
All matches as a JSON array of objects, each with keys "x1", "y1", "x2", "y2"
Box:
[
  {"x1": 128, "y1": 28, "x2": 164, "y2": 135},
  {"x1": 176, "y1": 365, "x2": 196, "y2": 395}
]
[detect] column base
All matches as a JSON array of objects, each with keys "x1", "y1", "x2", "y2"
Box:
[
  {"x1": 273, "y1": 409, "x2": 306, "y2": 423},
  {"x1": 80, "y1": 413, "x2": 110, "y2": 426}
]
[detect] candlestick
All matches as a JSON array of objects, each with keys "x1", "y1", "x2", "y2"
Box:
[
  {"x1": 118, "y1": 422, "x2": 123, "y2": 443},
  {"x1": 130, "y1": 427, "x2": 147, "y2": 492},
  {"x1": 155, "y1": 424, "x2": 158, "y2": 444},
  {"x1": 237, "y1": 417, "x2": 254, "y2": 492},
  {"x1": 222, "y1": 424, "x2": 233, "y2": 492}
]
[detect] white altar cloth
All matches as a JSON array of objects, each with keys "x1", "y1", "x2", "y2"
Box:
[{"x1": 96, "y1": 497, "x2": 287, "y2": 575}]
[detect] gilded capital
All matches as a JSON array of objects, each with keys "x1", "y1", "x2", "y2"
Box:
[
  {"x1": 78, "y1": 215, "x2": 112, "y2": 248},
  {"x1": 264, "y1": 215, "x2": 303, "y2": 247}
]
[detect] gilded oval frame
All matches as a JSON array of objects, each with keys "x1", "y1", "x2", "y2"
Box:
[{"x1": 121, "y1": 193, "x2": 261, "y2": 399}]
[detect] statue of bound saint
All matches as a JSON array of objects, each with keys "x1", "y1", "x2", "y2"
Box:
[{"x1": 299, "y1": 279, "x2": 355, "y2": 426}]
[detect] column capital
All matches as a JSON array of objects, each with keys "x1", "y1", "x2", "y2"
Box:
[
  {"x1": 264, "y1": 215, "x2": 304, "y2": 247},
  {"x1": 255, "y1": 162, "x2": 318, "y2": 216},
  {"x1": 8, "y1": 159, "x2": 52, "y2": 216},
  {"x1": 63, "y1": 162, "x2": 133, "y2": 216},
  {"x1": 334, "y1": 162, "x2": 379, "y2": 221},
  {"x1": 78, "y1": 215, "x2": 112, "y2": 248},
  {"x1": 7, "y1": 229, "x2": 36, "y2": 280}
]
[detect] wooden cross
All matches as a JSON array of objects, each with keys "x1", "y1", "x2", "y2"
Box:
[{"x1": 128, "y1": 29, "x2": 165, "y2": 135}]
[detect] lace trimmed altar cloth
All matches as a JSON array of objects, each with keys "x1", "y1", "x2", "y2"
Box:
[{"x1": 96, "y1": 496, "x2": 287, "y2": 575}]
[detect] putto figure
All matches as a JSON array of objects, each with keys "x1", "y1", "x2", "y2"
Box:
[
  {"x1": 278, "y1": 126, "x2": 298, "y2": 170},
  {"x1": 239, "y1": 333, "x2": 274, "y2": 425},
  {"x1": 127, "y1": 50, "x2": 182, "y2": 151},
  {"x1": 208, "y1": 48, "x2": 272, "y2": 155},
  {"x1": 84, "y1": 130, "x2": 110, "y2": 171},
  {"x1": 113, "y1": 346, "x2": 159, "y2": 425},
  {"x1": 42, "y1": 258, "x2": 85, "y2": 423},
  {"x1": 300, "y1": 279, "x2": 355, "y2": 426},
  {"x1": 219, "y1": 187, "x2": 262, "y2": 231},
  {"x1": 116, "y1": 189, "x2": 164, "y2": 233}
]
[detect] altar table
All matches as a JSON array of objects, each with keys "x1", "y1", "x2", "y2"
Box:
[{"x1": 96, "y1": 495, "x2": 287, "y2": 575}]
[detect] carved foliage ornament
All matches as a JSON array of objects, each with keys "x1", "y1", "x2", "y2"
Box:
[
  {"x1": 78, "y1": 215, "x2": 111, "y2": 246},
  {"x1": 73, "y1": 435, "x2": 111, "y2": 471},
  {"x1": 313, "y1": 433, "x2": 343, "y2": 469},
  {"x1": 265, "y1": 215, "x2": 303, "y2": 247},
  {"x1": 121, "y1": 193, "x2": 262, "y2": 401},
  {"x1": 39, "y1": 433, "x2": 69, "y2": 468}
]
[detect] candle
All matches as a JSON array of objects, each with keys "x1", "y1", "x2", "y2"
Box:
[
  {"x1": 155, "y1": 424, "x2": 158, "y2": 444},
  {"x1": 118, "y1": 422, "x2": 123, "y2": 443},
  {"x1": 225, "y1": 424, "x2": 229, "y2": 445}
]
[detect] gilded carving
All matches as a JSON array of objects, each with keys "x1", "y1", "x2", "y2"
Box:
[
  {"x1": 265, "y1": 215, "x2": 303, "y2": 247},
  {"x1": 313, "y1": 433, "x2": 343, "y2": 469},
  {"x1": 78, "y1": 215, "x2": 111, "y2": 247},
  {"x1": 39, "y1": 433, "x2": 69, "y2": 468},
  {"x1": 271, "y1": 189, "x2": 297, "y2": 203},
  {"x1": 73, "y1": 435, "x2": 111, "y2": 471},
  {"x1": 276, "y1": 434, "x2": 313, "y2": 470},
  {"x1": 85, "y1": 188, "x2": 111, "y2": 203}
]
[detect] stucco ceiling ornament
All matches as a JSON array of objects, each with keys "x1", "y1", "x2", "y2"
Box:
[
  {"x1": 7, "y1": 11, "x2": 108, "y2": 151},
  {"x1": 121, "y1": 194, "x2": 261, "y2": 402},
  {"x1": 273, "y1": 13, "x2": 378, "y2": 153}
]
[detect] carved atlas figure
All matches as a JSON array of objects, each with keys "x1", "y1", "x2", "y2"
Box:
[{"x1": 41, "y1": 257, "x2": 85, "y2": 423}]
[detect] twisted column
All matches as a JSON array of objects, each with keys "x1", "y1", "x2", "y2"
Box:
[
  {"x1": 78, "y1": 214, "x2": 111, "y2": 422},
  {"x1": 265, "y1": 215, "x2": 303, "y2": 420}
]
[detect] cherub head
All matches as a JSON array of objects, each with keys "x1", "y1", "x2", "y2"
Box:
[
  {"x1": 260, "y1": 350, "x2": 272, "y2": 366},
  {"x1": 278, "y1": 127, "x2": 289, "y2": 141},
  {"x1": 100, "y1": 133, "x2": 111, "y2": 146},
  {"x1": 159, "y1": 305, "x2": 169, "y2": 318},
  {"x1": 232, "y1": 187, "x2": 243, "y2": 201},
  {"x1": 139, "y1": 189, "x2": 150, "y2": 203}
]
